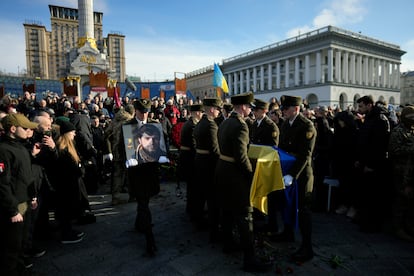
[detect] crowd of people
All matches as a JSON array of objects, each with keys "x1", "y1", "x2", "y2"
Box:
[{"x1": 0, "y1": 89, "x2": 413, "y2": 274}]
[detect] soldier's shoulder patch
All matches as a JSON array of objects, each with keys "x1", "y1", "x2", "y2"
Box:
[
  {"x1": 0, "y1": 162, "x2": 4, "y2": 174},
  {"x1": 306, "y1": 131, "x2": 314, "y2": 140}
]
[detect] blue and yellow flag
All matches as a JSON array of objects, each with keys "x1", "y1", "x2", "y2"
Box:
[
  {"x1": 248, "y1": 144, "x2": 284, "y2": 214},
  {"x1": 213, "y1": 63, "x2": 229, "y2": 93}
]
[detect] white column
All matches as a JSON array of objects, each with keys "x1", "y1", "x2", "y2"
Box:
[
  {"x1": 240, "y1": 70, "x2": 244, "y2": 93},
  {"x1": 246, "y1": 69, "x2": 250, "y2": 92},
  {"x1": 260, "y1": 65, "x2": 265, "y2": 91},
  {"x1": 335, "y1": 50, "x2": 341, "y2": 82},
  {"x1": 327, "y1": 48, "x2": 333, "y2": 82},
  {"x1": 276, "y1": 62, "x2": 281, "y2": 89},
  {"x1": 343, "y1": 52, "x2": 349, "y2": 83},
  {"x1": 227, "y1": 73, "x2": 233, "y2": 94},
  {"x1": 368, "y1": 57, "x2": 373, "y2": 86},
  {"x1": 396, "y1": 64, "x2": 401, "y2": 89},
  {"x1": 316, "y1": 51, "x2": 321, "y2": 83},
  {"x1": 78, "y1": 0, "x2": 94, "y2": 39},
  {"x1": 294, "y1": 57, "x2": 300, "y2": 86},
  {"x1": 253, "y1": 67, "x2": 257, "y2": 92},
  {"x1": 285, "y1": 59, "x2": 290, "y2": 88},
  {"x1": 233, "y1": 72, "x2": 238, "y2": 94},
  {"x1": 375, "y1": 59, "x2": 380, "y2": 87},
  {"x1": 268, "y1": 63, "x2": 272, "y2": 90},
  {"x1": 382, "y1": 60, "x2": 387, "y2": 87},
  {"x1": 356, "y1": 55, "x2": 362, "y2": 85},
  {"x1": 350, "y1": 53, "x2": 356, "y2": 84},
  {"x1": 305, "y1": 55, "x2": 310, "y2": 85}
]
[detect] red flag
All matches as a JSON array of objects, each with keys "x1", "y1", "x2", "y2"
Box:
[{"x1": 114, "y1": 87, "x2": 121, "y2": 108}]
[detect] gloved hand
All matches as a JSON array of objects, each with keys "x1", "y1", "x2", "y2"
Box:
[
  {"x1": 158, "y1": 156, "x2": 170, "y2": 163},
  {"x1": 125, "y1": 158, "x2": 138, "y2": 168},
  {"x1": 283, "y1": 174, "x2": 293, "y2": 187},
  {"x1": 103, "y1": 153, "x2": 113, "y2": 163}
]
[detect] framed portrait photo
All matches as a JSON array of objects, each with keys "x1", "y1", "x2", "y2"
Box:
[{"x1": 122, "y1": 123, "x2": 167, "y2": 164}]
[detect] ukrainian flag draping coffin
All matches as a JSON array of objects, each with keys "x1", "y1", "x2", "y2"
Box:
[{"x1": 248, "y1": 144, "x2": 284, "y2": 214}]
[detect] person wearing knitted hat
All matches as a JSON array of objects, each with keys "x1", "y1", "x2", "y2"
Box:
[{"x1": 388, "y1": 105, "x2": 414, "y2": 241}]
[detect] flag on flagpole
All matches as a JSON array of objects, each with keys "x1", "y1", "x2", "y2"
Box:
[
  {"x1": 114, "y1": 87, "x2": 121, "y2": 108},
  {"x1": 213, "y1": 63, "x2": 229, "y2": 93}
]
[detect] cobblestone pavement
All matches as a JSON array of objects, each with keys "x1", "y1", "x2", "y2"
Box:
[{"x1": 31, "y1": 181, "x2": 414, "y2": 275}]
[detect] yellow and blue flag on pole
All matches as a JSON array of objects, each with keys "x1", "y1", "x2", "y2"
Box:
[{"x1": 213, "y1": 63, "x2": 229, "y2": 93}]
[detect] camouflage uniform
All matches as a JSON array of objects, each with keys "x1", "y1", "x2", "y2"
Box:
[{"x1": 388, "y1": 107, "x2": 414, "y2": 239}]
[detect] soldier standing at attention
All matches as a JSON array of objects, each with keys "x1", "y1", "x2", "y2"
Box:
[
  {"x1": 250, "y1": 98, "x2": 281, "y2": 235},
  {"x1": 215, "y1": 92, "x2": 272, "y2": 272},
  {"x1": 192, "y1": 98, "x2": 222, "y2": 241},
  {"x1": 275, "y1": 95, "x2": 316, "y2": 263},
  {"x1": 178, "y1": 104, "x2": 204, "y2": 218}
]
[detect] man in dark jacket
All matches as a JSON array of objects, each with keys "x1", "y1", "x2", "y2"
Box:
[
  {"x1": 355, "y1": 95, "x2": 391, "y2": 233},
  {"x1": 0, "y1": 113, "x2": 39, "y2": 275},
  {"x1": 124, "y1": 98, "x2": 161, "y2": 257}
]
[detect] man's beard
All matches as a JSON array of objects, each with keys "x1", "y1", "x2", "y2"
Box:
[{"x1": 138, "y1": 146, "x2": 159, "y2": 162}]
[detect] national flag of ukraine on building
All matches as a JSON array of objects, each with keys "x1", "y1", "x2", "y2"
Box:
[{"x1": 213, "y1": 63, "x2": 229, "y2": 93}]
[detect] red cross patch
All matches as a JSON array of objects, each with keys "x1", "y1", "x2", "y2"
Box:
[{"x1": 0, "y1": 163, "x2": 4, "y2": 174}]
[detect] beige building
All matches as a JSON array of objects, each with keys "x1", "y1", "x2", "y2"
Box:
[
  {"x1": 23, "y1": 4, "x2": 125, "y2": 81},
  {"x1": 187, "y1": 26, "x2": 405, "y2": 109},
  {"x1": 186, "y1": 65, "x2": 215, "y2": 100},
  {"x1": 400, "y1": 71, "x2": 414, "y2": 105}
]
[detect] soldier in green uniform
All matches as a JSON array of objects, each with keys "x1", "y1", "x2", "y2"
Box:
[
  {"x1": 178, "y1": 104, "x2": 203, "y2": 218},
  {"x1": 388, "y1": 105, "x2": 414, "y2": 241},
  {"x1": 250, "y1": 98, "x2": 281, "y2": 235},
  {"x1": 276, "y1": 95, "x2": 317, "y2": 263},
  {"x1": 192, "y1": 98, "x2": 222, "y2": 240},
  {"x1": 215, "y1": 92, "x2": 272, "y2": 272}
]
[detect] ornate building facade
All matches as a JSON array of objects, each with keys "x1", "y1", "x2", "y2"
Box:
[
  {"x1": 222, "y1": 26, "x2": 405, "y2": 109},
  {"x1": 187, "y1": 26, "x2": 406, "y2": 109}
]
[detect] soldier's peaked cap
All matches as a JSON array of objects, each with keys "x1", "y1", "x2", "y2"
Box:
[
  {"x1": 280, "y1": 95, "x2": 302, "y2": 107},
  {"x1": 231, "y1": 92, "x2": 255, "y2": 106},
  {"x1": 189, "y1": 104, "x2": 203, "y2": 112},
  {"x1": 223, "y1": 103, "x2": 233, "y2": 112},
  {"x1": 253, "y1": 98, "x2": 269, "y2": 110},
  {"x1": 202, "y1": 98, "x2": 223, "y2": 108},
  {"x1": 133, "y1": 98, "x2": 152, "y2": 112}
]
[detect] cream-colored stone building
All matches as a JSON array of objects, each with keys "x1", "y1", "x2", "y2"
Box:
[
  {"x1": 187, "y1": 26, "x2": 406, "y2": 109},
  {"x1": 400, "y1": 71, "x2": 414, "y2": 105}
]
